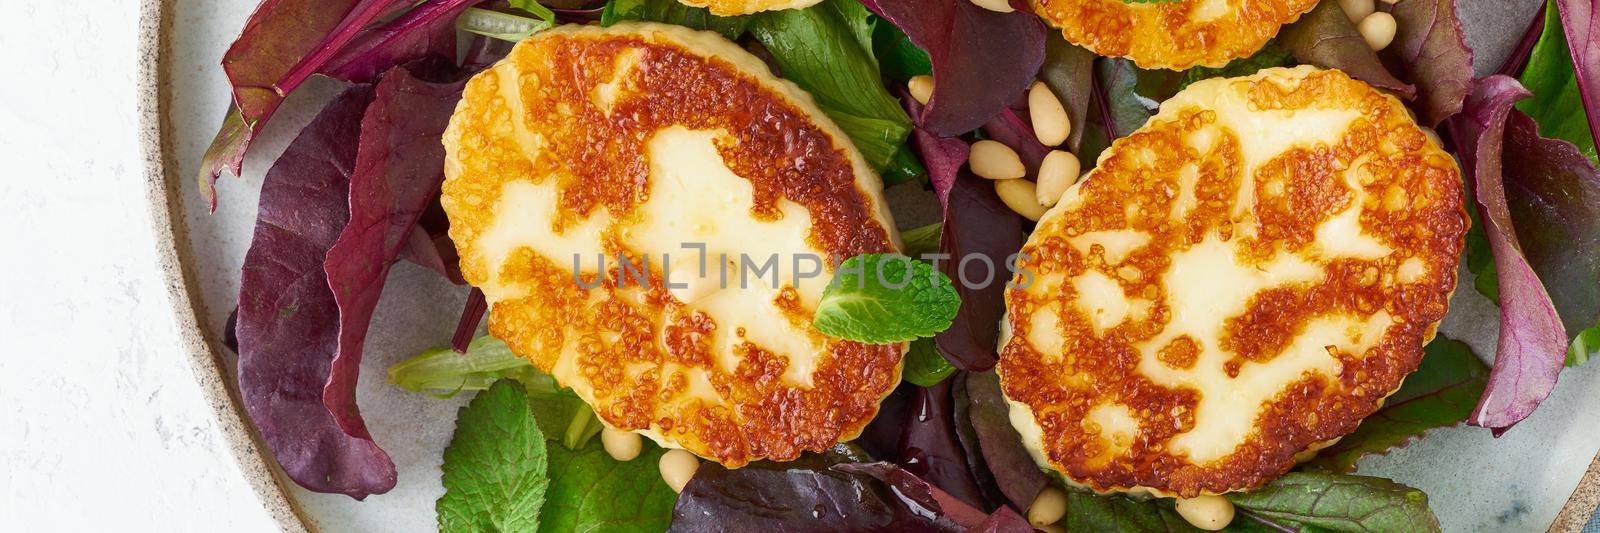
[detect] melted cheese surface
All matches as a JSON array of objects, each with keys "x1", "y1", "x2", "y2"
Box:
[
  {"x1": 997, "y1": 67, "x2": 1467, "y2": 496},
  {"x1": 442, "y1": 23, "x2": 902, "y2": 466},
  {"x1": 1033, "y1": 0, "x2": 1320, "y2": 70}
]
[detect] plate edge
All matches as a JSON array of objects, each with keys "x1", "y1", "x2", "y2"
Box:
[{"x1": 137, "y1": 0, "x2": 312, "y2": 530}]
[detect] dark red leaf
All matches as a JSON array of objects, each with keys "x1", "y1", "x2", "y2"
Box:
[
  {"x1": 934, "y1": 174, "x2": 1025, "y2": 371},
  {"x1": 860, "y1": 0, "x2": 1046, "y2": 136},
  {"x1": 1383, "y1": 0, "x2": 1476, "y2": 125},
  {"x1": 322, "y1": 64, "x2": 471, "y2": 439},
  {"x1": 963, "y1": 371, "x2": 1048, "y2": 511},
  {"x1": 1447, "y1": 75, "x2": 1570, "y2": 434},
  {"x1": 236, "y1": 86, "x2": 396, "y2": 498},
  {"x1": 323, "y1": 0, "x2": 481, "y2": 82},
  {"x1": 1279, "y1": 0, "x2": 1417, "y2": 98},
  {"x1": 858, "y1": 382, "x2": 988, "y2": 509}
]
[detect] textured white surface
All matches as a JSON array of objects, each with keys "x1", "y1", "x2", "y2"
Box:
[{"x1": 0, "y1": 1, "x2": 278, "y2": 531}]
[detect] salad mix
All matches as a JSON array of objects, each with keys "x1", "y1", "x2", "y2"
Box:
[{"x1": 198, "y1": 0, "x2": 1600, "y2": 530}]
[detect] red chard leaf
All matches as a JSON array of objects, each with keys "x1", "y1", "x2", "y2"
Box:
[
  {"x1": 236, "y1": 86, "x2": 396, "y2": 498},
  {"x1": 860, "y1": 0, "x2": 1046, "y2": 136},
  {"x1": 1279, "y1": 0, "x2": 1416, "y2": 99},
  {"x1": 858, "y1": 382, "x2": 988, "y2": 509},
  {"x1": 963, "y1": 371, "x2": 1048, "y2": 511},
  {"x1": 1448, "y1": 75, "x2": 1570, "y2": 434},
  {"x1": 982, "y1": 107, "x2": 1049, "y2": 174},
  {"x1": 322, "y1": 64, "x2": 470, "y2": 439},
  {"x1": 934, "y1": 174, "x2": 1025, "y2": 371},
  {"x1": 1383, "y1": 0, "x2": 1476, "y2": 125},
  {"x1": 1556, "y1": 0, "x2": 1600, "y2": 146},
  {"x1": 200, "y1": 0, "x2": 478, "y2": 210}
]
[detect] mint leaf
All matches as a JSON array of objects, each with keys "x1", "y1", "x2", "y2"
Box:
[
  {"x1": 1228, "y1": 472, "x2": 1441, "y2": 532},
  {"x1": 1305, "y1": 336, "x2": 1487, "y2": 473},
  {"x1": 902, "y1": 337, "x2": 955, "y2": 386},
  {"x1": 813, "y1": 254, "x2": 960, "y2": 343},
  {"x1": 539, "y1": 440, "x2": 677, "y2": 532},
  {"x1": 438, "y1": 380, "x2": 550, "y2": 533}
]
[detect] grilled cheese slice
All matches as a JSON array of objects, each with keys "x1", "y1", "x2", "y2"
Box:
[
  {"x1": 1034, "y1": 0, "x2": 1320, "y2": 70},
  {"x1": 676, "y1": 0, "x2": 821, "y2": 16},
  {"x1": 441, "y1": 22, "x2": 902, "y2": 467},
  {"x1": 997, "y1": 67, "x2": 1467, "y2": 497}
]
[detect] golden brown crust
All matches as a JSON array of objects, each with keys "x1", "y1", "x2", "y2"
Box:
[
  {"x1": 997, "y1": 68, "x2": 1467, "y2": 496},
  {"x1": 441, "y1": 24, "x2": 900, "y2": 466},
  {"x1": 1033, "y1": 0, "x2": 1320, "y2": 70},
  {"x1": 675, "y1": 0, "x2": 822, "y2": 16}
]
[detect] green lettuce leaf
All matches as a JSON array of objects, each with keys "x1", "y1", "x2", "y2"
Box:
[
  {"x1": 539, "y1": 439, "x2": 678, "y2": 532},
  {"x1": 813, "y1": 253, "x2": 960, "y2": 343},
  {"x1": 1519, "y1": 0, "x2": 1598, "y2": 165},
  {"x1": 750, "y1": 0, "x2": 916, "y2": 179},
  {"x1": 1064, "y1": 491, "x2": 1196, "y2": 531},
  {"x1": 1179, "y1": 42, "x2": 1293, "y2": 89},
  {"x1": 600, "y1": 0, "x2": 751, "y2": 39},
  {"x1": 1305, "y1": 336, "x2": 1488, "y2": 472},
  {"x1": 1228, "y1": 472, "x2": 1441, "y2": 532},
  {"x1": 437, "y1": 381, "x2": 550, "y2": 533},
  {"x1": 389, "y1": 336, "x2": 601, "y2": 449},
  {"x1": 902, "y1": 338, "x2": 956, "y2": 386}
]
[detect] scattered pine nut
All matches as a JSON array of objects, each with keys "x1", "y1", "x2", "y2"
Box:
[
  {"x1": 1358, "y1": 12, "x2": 1397, "y2": 52},
  {"x1": 969, "y1": 140, "x2": 1027, "y2": 180},
  {"x1": 1028, "y1": 82, "x2": 1072, "y2": 147},
  {"x1": 1035, "y1": 150, "x2": 1080, "y2": 207},
  {"x1": 968, "y1": 0, "x2": 1015, "y2": 13},
  {"x1": 601, "y1": 426, "x2": 642, "y2": 461},
  {"x1": 1175, "y1": 495, "x2": 1236, "y2": 531},
  {"x1": 1027, "y1": 487, "x2": 1068, "y2": 526},
  {"x1": 996, "y1": 179, "x2": 1048, "y2": 221},
  {"x1": 659, "y1": 449, "x2": 701, "y2": 493},
  {"x1": 908, "y1": 75, "x2": 935, "y2": 105},
  {"x1": 1338, "y1": 0, "x2": 1374, "y2": 23}
]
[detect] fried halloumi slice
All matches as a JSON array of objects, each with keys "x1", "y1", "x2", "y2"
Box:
[
  {"x1": 997, "y1": 67, "x2": 1467, "y2": 497},
  {"x1": 441, "y1": 22, "x2": 903, "y2": 467},
  {"x1": 678, "y1": 0, "x2": 820, "y2": 16},
  {"x1": 1034, "y1": 0, "x2": 1320, "y2": 70}
]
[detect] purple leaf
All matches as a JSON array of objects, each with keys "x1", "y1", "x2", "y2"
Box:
[
  {"x1": 902, "y1": 91, "x2": 969, "y2": 207},
  {"x1": 982, "y1": 107, "x2": 1050, "y2": 174},
  {"x1": 861, "y1": 0, "x2": 1046, "y2": 136},
  {"x1": 670, "y1": 449, "x2": 964, "y2": 532},
  {"x1": 322, "y1": 64, "x2": 470, "y2": 439},
  {"x1": 963, "y1": 371, "x2": 1047, "y2": 511},
  {"x1": 323, "y1": 0, "x2": 480, "y2": 83},
  {"x1": 199, "y1": 0, "x2": 476, "y2": 209},
  {"x1": 1279, "y1": 0, "x2": 1417, "y2": 99},
  {"x1": 830, "y1": 462, "x2": 991, "y2": 528},
  {"x1": 1448, "y1": 75, "x2": 1570, "y2": 434},
  {"x1": 236, "y1": 86, "x2": 396, "y2": 498},
  {"x1": 971, "y1": 505, "x2": 1033, "y2": 533},
  {"x1": 858, "y1": 382, "x2": 988, "y2": 509},
  {"x1": 1383, "y1": 0, "x2": 1476, "y2": 125},
  {"x1": 934, "y1": 174, "x2": 1025, "y2": 371},
  {"x1": 1557, "y1": 0, "x2": 1600, "y2": 146}
]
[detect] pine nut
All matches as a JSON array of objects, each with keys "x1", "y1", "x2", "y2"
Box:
[
  {"x1": 1175, "y1": 495, "x2": 1235, "y2": 531},
  {"x1": 908, "y1": 75, "x2": 935, "y2": 105},
  {"x1": 1028, "y1": 82, "x2": 1072, "y2": 147},
  {"x1": 1358, "y1": 12, "x2": 1397, "y2": 51},
  {"x1": 996, "y1": 179, "x2": 1048, "y2": 221},
  {"x1": 1027, "y1": 487, "x2": 1068, "y2": 526},
  {"x1": 969, "y1": 140, "x2": 1026, "y2": 180},
  {"x1": 968, "y1": 0, "x2": 1015, "y2": 13},
  {"x1": 659, "y1": 449, "x2": 700, "y2": 493},
  {"x1": 1035, "y1": 150, "x2": 1080, "y2": 207},
  {"x1": 1378, "y1": 0, "x2": 1398, "y2": 4},
  {"x1": 601, "y1": 426, "x2": 641, "y2": 461},
  {"x1": 1338, "y1": 0, "x2": 1374, "y2": 23}
]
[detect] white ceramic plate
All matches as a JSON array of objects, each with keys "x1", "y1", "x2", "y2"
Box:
[{"x1": 141, "y1": 0, "x2": 1600, "y2": 530}]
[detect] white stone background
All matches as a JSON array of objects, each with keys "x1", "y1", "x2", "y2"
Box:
[{"x1": 3, "y1": 0, "x2": 1600, "y2": 531}]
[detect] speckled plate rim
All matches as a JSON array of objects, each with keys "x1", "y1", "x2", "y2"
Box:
[
  {"x1": 137, "y1": 0, "x2": 310, "y2": 531},
  {"x1": 135, "y1": 0, "x2": 1600, "y2": 530}
]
